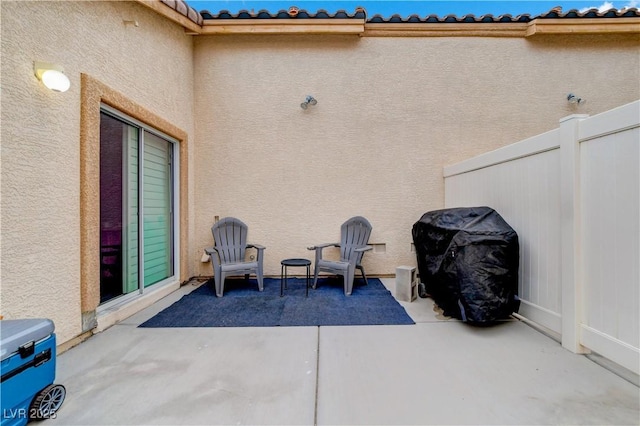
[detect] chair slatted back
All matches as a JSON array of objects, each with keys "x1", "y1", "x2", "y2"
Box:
[
  {"x1": 212, "y1": 217, "x2": 248, "y2": 264},
  {"x1": 340, "y1": 216, "x2": 372, "y2": 264}
]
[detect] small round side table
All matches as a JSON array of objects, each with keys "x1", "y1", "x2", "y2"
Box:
[{"x1": 280, "y1": 258, "x2": 311, "y2": 297}]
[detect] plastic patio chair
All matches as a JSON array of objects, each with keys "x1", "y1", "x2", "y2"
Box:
[
  {"x1": 307, "y1": 216, "x2": 373, "y2": 296},
  {"x1": 205, "y1": 217, "x2": 265, "y2": 297}
]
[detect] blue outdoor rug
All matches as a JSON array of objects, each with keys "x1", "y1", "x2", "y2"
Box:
[{"x1": 139, "y1": 277, "x2": 414, "y2": 327}]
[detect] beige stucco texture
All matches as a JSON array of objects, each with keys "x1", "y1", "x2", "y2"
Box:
[
  {"x1": 192, "y1": 34, "x2": 640, "y2": 278},
  {"x1": 1, "y1": 1, "x2": 195, "y2": 343},
  {"x1": 2, "y1": 0, "x2": 639, "y2": 346}
]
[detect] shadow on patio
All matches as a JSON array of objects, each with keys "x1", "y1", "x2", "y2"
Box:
[{"x1": 51, "y1": 278, "x2": 639, "y2": 425}]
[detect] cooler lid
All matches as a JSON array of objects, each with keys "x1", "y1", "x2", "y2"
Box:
[{"x1": 0, "y1": 319, "x2": 55, "y2": 361}]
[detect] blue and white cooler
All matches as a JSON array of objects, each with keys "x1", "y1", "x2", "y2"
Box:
[{"x1": 1, "y1": 319, "x2": 65, "y2": 426}]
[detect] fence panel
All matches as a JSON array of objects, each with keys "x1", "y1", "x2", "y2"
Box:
[
  {"x1": 445, "y1": 143, "x2": 562, "y2": 334},
  {"x1": 579, "y1": 121, "x2": 639, "y2": 373},
  {"x1": 444, "y1": 101, "x2": 639, "y2": 374}
]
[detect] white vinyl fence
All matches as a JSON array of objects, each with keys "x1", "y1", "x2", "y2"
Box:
[{"x1": 444, "y1": 101, "x2": 639, "y2": 375}]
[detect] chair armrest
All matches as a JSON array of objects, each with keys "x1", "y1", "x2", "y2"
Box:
[
  {"x1": 247, "y1": 243, "x2": 265, "y2": 263},
  {"x1": 354, "y1": 245, "x2": 373, "y2": 253},
  {"x1": 205, "y1": 246, "x2": 221, "y2": 270},
  {"x1": 308, "y1": 243, "x2": 339, "y2": 265},
  {"x1": 307, "y1": 242, "x2": 339, "y2": 251}
]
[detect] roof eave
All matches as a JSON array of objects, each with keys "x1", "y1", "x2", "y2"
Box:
[
  {"x1": 200, "y1": 19, "x2": 366, "y2": 35},
  {"x1": 363, "y1": 18, "x2": 640, "y2": 37},
  {"x1": 525, "y1": 17, "x2": 640, "y2": 36},
  {"x1": 363, "y1": 22, "x2": 529, "y2": 37},
  {"x1": 136, "y1": 0, "x2": 202, "y2": 34},
  {"x1": 138, "y1": 1, "x2": 640, "y2": 38}
]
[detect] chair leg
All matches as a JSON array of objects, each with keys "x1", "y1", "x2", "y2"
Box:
[
  {"x1": 258, "y1": 260, "x2": 264, "y2": 292},
  {"x1": 345, "y1": 265, "x2": 356, "y2": 296},
  {"x1": 343, "y1": 274, "x2": 350, "y2": 296},
  {"x1": 256, "y1": 270, "x2": 264, "y2": 292},
  {"x1": 357, "y1": 264, "x2": 368, "y2": 286},
  {"x1": 312, "y1": 267, "x2": 320, "y2": 289},
  {"x1": 216, "y1": 272, "x2": 226, "y2": 297}
]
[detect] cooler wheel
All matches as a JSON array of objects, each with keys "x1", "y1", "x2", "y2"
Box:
[{"x1": 28, "y1": 384, "x2": 66, "y2": 420}]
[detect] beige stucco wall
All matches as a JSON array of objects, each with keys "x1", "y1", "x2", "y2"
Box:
[
  {"x1": 1, "y1": 1, "x2": 195, "y2": 344},
  {"x1": 192, "y1": 34, "x2": 640, "y2": 278},
  {"x1": 1, "y1": 0, "x2": 638, "y2": 346}
]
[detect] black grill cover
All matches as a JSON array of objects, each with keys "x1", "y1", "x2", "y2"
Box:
[{"x1": 412, "y1": 207, "x2": 520, "y2": 324}]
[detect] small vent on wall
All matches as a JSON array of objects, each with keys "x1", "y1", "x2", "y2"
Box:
[{"x1": 371, "y1": 243, "x2": 386, "y2": 253}]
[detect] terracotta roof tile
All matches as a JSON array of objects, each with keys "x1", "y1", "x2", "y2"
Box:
[
  {"x1": 161, "y1": 0, "x2": 203, "y2": 25},
  {"x1": 365, "y1": 9, "x2": 640, "y2": 23},
  {"x1": 199, "y1": 7, "x2": 367, "y2": 20},
  {"x1": 165, "y1": 2, "x2": 639, "y2": 27},
  {"x1": 537, "y1": 7, "x2": 640, "y2": 18},
  {"x1": 187, "y1": 6, "x2": 200, "y2": 23}
]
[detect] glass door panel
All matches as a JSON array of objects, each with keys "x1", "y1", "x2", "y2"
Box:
[
  {"x1": 123, "y1": 126, "x2": 139, "y2": 294},
  {"x1": 143, "y1": 131, "x2": 173, "y2": 287},
  {"x1": 99, "y1": 113, "x2": 139, "y2": 303}
]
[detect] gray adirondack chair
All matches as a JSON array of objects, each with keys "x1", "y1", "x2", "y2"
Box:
[
  {"x1": 307, "y1": 216, "x2": 373, "y2": 296},
  {"x1": 205, "y1": 217, "x2": 265, "y2": 297}
]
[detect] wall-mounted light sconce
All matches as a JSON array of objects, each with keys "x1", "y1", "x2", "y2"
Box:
[
  {"x1": 34, "y1": 61, "x2": 71, "y2": 93},
  {"x1": 567, "y1": 93, "x2": 586, "y2": 105},
  {"x1": 300, "y1": 95, "x2": 318, "y2": 110}
]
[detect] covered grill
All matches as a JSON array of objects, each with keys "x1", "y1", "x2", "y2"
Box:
[{"x1": 412, "y1": 206, "x2": 520, "y2": 324}]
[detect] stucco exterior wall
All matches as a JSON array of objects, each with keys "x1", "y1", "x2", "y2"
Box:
[
  {"x1": 192, "y1": 34, "x2": 639, "y2": 278},
  {"x1": 1, "y1": 1, "x2": 195, "y2": 344},
  {"x1": 1, "y1": 0, "x2": 638, "y2": 345}
]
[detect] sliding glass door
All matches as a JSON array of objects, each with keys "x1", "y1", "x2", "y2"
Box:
[
  {"x1": 142, "y1": 132, "x2": 174, "y2": 287},
  {"x1": 99, "y1": 107, "x2": 177, "y2": 304}
]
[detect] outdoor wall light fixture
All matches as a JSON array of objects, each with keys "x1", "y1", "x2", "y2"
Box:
[
  {"x1": 567, "y1": 93, "x2": 586, "y2": 105},
  {"x1": 300, "y1": 95, "x2": 318, "y2": 110},
  {"x1": 34, "y1": 61, "x2": 71, "y2": 93}
]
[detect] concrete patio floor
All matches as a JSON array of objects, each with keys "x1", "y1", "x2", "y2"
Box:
[{"x1": 52, "y1": 278, "x2": 639, "y2": 425}]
